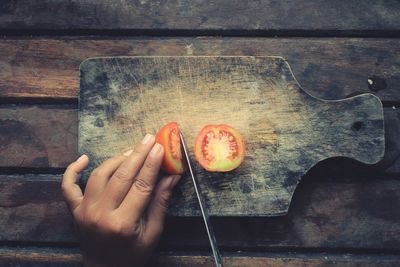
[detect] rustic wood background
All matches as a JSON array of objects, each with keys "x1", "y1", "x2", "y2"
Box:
[{"x1": 0, "y1": 0, "x2": 400, "y2": 266}]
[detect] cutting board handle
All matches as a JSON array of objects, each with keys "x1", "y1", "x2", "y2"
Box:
[{"x1": 314, "y1": 92, "x2": 384, "y2": 164}]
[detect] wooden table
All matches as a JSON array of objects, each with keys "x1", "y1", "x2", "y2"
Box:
[{"x1": 1, "y1": 1, "x2": 400, "y2": 266}]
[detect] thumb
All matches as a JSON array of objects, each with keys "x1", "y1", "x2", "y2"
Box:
[{"x1": 145, "y1": 175, "x2": 181, "y2": 240}]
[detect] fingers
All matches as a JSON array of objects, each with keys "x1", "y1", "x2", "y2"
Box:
[
  {"x1": 144, "y1": 175, "x2": 181, "y2": 241},
  {"x1": 101, "y1": 134, "x2": 156, "y2": 209},
  {"x1": 118, "y1": 143, "x2": 164, "y2": 218},
  {"x1": 84, "y1": 153, "x2": 128, "y2": 202},
  {"x1": 62, "y1": 155, "x2": 89, "y2": 211}
]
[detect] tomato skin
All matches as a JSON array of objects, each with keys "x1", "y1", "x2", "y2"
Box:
[
  {"x1": 194, "y1": 124, "x2": 245, "y2": 172},
  {"x1": 156, "y1": 122, "x2": 187, "y2": 175}
]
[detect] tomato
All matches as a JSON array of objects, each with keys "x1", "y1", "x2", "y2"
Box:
[
  {"x1": 156, "y1": 122, "x2": 187, "y2": 175},
  {"x1": 194, "y1": 124, "x2": 245, "y2": 172}
]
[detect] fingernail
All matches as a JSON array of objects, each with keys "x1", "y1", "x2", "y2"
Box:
[
  {"x1": 76, "y1": 154, "x2": 87, "y2": 162},
  {"x1": 149, "y1": 143, "x2": 163, "y2": 157},
  {"x1": 123, "y1": 149, "x2": 133, "y2": 156},
  {"x1": 141, "y1": 134, "x2": 153, "y2": 144}
]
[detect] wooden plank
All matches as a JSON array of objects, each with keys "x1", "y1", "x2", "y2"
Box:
[
  {"x1": 1, "y1": 248, "x2": 400, "y2": 267},
  {"x1": 163, "y1": 177, "x2": 400, "y2": 249},
  {"x1": 0, "y1": 0, "x2": 399, "y2": 32},
  {"x1": 1, "y1": 174, "x2": 400, "y2": 250},
  {"x1": 378, "y1": 106, "x2": 400, "y2": 174},
  {"x1": 0, "y1": 175, "x2": 75, "y2": 242},
  {"x1": 78, "y1": 56, "x2": 384, "y2": 216},
  {"x1": 0, "y1": 38, "x2": 399, "y2": 101},
  {"x1": 0, "y1": 247, "x2": 81, "y2": 267},
  {"x1": 1, "y1": 105, "x2": 398, "y2": 173},
  {"x1": 0, "y1": 106, "x2": 78, "y2": 168},
  {"x1": 152, "y1": 253, "x2": 400, "y2": 267}
]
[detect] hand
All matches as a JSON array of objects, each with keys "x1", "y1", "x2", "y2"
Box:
[{"x1": 62, "y1": 134, "x2": 181, "y2": 267}]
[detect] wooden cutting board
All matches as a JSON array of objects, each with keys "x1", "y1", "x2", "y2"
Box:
[{"x1": 79, "y1": 56, "x2": 384, "y2": 216}]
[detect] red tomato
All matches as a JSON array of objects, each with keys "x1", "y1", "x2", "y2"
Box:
[
  {"x1": 156, "y1": 122, "x2": 187, "y2": 175},
  {"x1": 194, "y1": 124, "x2": 245, "y2": 172}
]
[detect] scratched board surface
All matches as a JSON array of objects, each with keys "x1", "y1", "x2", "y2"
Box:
[{"x1": 79, "y1": 56, "x2": 384, "y2": 216}]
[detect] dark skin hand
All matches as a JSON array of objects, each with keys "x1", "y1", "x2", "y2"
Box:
[{"x1": 62, "y1": 134, "x2": 181, "y2": 267}]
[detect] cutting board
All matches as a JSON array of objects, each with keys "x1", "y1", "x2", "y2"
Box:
[{"x1": 79, "y1": 56, "x2": 384, "y2": 216}]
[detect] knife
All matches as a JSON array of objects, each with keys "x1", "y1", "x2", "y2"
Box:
[{"x1": 179, "y1": 132, "x2": 223, "y2": 267}]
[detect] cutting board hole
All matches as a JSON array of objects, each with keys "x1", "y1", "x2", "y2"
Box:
[
  {"x1": 367, "y1": 76, "x2": 387, "y2": 92},
  {"x1": 352, "y1": 121, "x2": 363, "y2": 131}
]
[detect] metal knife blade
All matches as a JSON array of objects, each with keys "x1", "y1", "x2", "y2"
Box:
[{"x1": 179, "y1": 132, "x2": 223, "y2": 267}]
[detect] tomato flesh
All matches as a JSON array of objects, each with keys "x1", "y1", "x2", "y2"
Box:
[
  {"x1": 156, "y1": 122, "x2": 187, "y2": 175},
  {"x1": 194, "y1": 124, "x2": 245, "y2": 172}
]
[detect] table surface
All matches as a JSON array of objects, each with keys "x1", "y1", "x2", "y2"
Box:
[{"x1": 0, "y1": 1, "x2": 400, "y2": 266}]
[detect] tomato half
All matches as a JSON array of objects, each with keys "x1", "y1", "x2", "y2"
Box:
[
  {"x1": 194, "y1": 124, "x2": 245, "y2": 172},
  {"x1": 156, "y1": 122, "x2": 187, "y2": 175}
]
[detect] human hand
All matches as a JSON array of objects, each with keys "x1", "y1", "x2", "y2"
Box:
[{"x1": 62, "y1": 134, "x2": 181, "y2": 267}]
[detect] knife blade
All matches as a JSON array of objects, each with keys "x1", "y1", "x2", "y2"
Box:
[{"x1": 179, "y1": 132, "x2": 223, "y2": 267}]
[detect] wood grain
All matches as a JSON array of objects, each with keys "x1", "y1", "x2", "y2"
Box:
[
  {"x1": 1, "y1": 174, "x2": 400, "y2": 250},
  {"x1": 1, "y1": 248, "x2": 400, "y2": 267},
  {"x1": 0, "y1": 38, "x2": 399, "y2": 101},
  {"x1": 378, "y1": 107, "x2": 400, "y2": 174},
  {"x1": 0, "y1": 106, "x2": 78, "y2": 168},
  {"x1": 0, "y1": 0, "x2": 398, "y2": 261},
  {"x1": 0, "y1": 0, "x2": 399, "y2": 32},
  {"x1": 1, "y1": 105, "x2": 398, "y2": 172},
  {"x1": 78, "y1": 56, "x2": 384, "y2": 216}
]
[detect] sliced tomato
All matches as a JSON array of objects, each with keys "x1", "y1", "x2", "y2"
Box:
[
  {"x1": 194, "y1": 124, "x2": 245, "y2": 172},
  {"x1": 156, "y1": 122, "x2": 187, "y2": 175}
]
